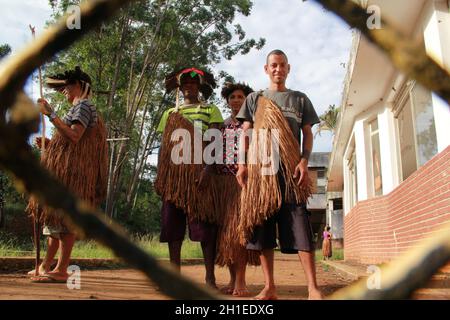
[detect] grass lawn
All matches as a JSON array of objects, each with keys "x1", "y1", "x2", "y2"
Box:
[
  {"x1": 0, "y1": 232, "x2": 203, "y2": 259},
  {"x1": 315, "y1": 248, "x2": 344, "y2": 261},
  {"x1": 71, "y1": 236, "x2": 204, "y2": 259},
  {"x1": 1, "y1": 230, "x2": 343, "y2": 261}
]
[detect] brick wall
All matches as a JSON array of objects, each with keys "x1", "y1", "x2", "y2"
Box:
[{"x1": 344, "y1": 145, "x2": 450, "y2": 264}]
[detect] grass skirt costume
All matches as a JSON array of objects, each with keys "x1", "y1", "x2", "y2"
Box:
[
  {"x1": 27, "y1": 117, "x2": 109, "y2": 236},
  {"x1": 154, "y1": 112, "x2": 217, "y2": 224},
  {"x1": 213, "y1": 174, "x2": 261, "y2": 266},
  {"x1": 238, "y1": 96, "x2": 313, "y2": 246}
]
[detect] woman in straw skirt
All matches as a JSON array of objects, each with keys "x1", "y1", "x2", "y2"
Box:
[
  {"x1": 155, "y1": 67, "x2": 223, "y2": 288},
  {"x1": 27, "y1": 66, "x2": 108, "y2": 282},
  {"x1": 199, "y1": 82, "x2": 260, "y2": 297}
]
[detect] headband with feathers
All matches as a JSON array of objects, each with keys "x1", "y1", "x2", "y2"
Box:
[{"x1": 165, "y1": 67, "x2": 216, "y2": 100}]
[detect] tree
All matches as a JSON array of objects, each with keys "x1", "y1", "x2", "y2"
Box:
[
  {"x1": 315, "y1": 104, "x2": 340, "y2": 137},
  {"x1": 0, "y1": 44, "x2": 11, "y2": 59}
]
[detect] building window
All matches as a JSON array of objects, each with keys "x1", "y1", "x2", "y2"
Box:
[
  {"x1": 317, "y1": 170, "x2": 325, "y2": 179},
  {"x1": 411, "y1": 83, "x2": 438, "y2": 167},
  {"x1": 395, "y1": 82, "x2": 438, "y2": 181},
  {"x1": 333, "y1": 198, "x2": 343, "y2": 210},
  {"x1": 397, "y1": 95, "x2": 417, "y2": 180},
  {"x1": 369, "y1": 118, "x2": 383, "y2": 196},
  {"x1": 316, "y1": 169, "x2": 326, "y2": 194},
  {"x1": 348, "y1": 149, "x2": 358, "y2": 209}
]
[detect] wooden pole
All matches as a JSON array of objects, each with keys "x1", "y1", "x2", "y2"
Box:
[
  {"x1": 29, "y1": 25, "x2": 46, "y2": 150},
  {"x1": 29, "y1": 24, "x2": 42, "y2": 277}
]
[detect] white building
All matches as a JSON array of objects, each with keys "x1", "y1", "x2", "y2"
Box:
[{"x1": 327, "y1": 0, "x2": 450, "y2": 264}]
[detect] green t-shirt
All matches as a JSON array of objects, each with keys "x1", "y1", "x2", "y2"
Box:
[{"x1": 157, "y1": 104, "x2": 224, "y2": 133}]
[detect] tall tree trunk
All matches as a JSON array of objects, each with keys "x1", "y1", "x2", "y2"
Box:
[
  {"x1": 104, "y1": 11, "x2": 130, "y2": 217},
  {"x1": 105, "y1": 4, "x2": 169, "y2": 219},
  {"x1": 124, "y1": 93, "x2": 167, "y2": 213},
  {"x1": 106, "y1": 10, "x2": 130, "y2": 127}
]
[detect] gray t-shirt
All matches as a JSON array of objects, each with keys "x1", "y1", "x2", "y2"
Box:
[
  {"x1": 63, "y1": 99, "x2": 98, "y2": 128},
  {"x1": 236, "y1": 89, "x2": 320, "y2": 143}
]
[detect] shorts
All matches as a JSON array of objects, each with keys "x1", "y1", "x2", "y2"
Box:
[
  {"x1": 159, "y1": 201, "x2": 217, "y2": 243},
  {"x1": 246, "y1": 202, "x2": 315, "y2": 253}
]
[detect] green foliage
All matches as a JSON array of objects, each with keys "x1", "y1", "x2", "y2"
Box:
[
  {"x1": 113, "y1": 169, "x2": 162, "y2": 235},
  {"x1": 1, "y1": 146, "x2": 40, "y2": 228},
  {"x1": 315, "y1": 248, "x2": 344, "y2": 261},
  {"x1": 0, "y1": 170, "x2": 28, "y2": 228},
  {"x1": 1, "y1": 0, "x2": 265, "y2": 240},
  {"x1": 315, "y1": 104, "x2": 340, "y2": 137},
  {"x1": 0, "y1": 0, "x2": 265, "y2": 238},
  {"x1": 0, "y1": 231, "x2": 203, "y2": 259},
  {"x1": 0, "y1": 229, "x2": 34, "y2": 255},
  {"x1": 0, "y1": 43, "x2": 12, "y2": 59},
  {"x1": 40, "y1": 0, "x2": 265, "y2": 233}
]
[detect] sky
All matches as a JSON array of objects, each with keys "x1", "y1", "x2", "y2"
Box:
[{"x1": 0, "y1": 0, "x2": 353, "y2": 153}]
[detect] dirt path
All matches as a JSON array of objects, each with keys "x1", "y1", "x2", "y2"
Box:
[{"x1": 0, "y1": 255, "x2": 352, "y2": 300}]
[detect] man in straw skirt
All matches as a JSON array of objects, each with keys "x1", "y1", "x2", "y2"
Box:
[
  {"x1": 27, "y1": 66, "x2": 108, "y2": 283},
  {"x1": 198, "y1": 82, "x2": 260, "y2": 297},
  {"x1": 155, "y1": 67, "x2": 223, "y2": 288},
  {"x1": 236, "y1": 50, "x2": 323, "y2": 300}
]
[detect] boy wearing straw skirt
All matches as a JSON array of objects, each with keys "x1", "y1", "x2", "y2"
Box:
[
  {"x1": 236, "y1": 50, "x2": 323, "y2": 300},
  {"x1": 27, "y1": 66, "x2": 108, "y2": 283},
  {"x1": 155, "y1": 67, "x2": 223, "y2": 288}
]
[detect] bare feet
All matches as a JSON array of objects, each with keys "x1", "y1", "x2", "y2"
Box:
[
  {"x1": 206, "y1": 277, "x2": 218, "y2": 290},
  {"x1": 232, "y1": 287, "x2": 251, "y2": 297},
  {"x1": 30, "y1": 275, "x2": 66, "y2": 283},
  {"x1": 45, "y1": 271, "x2": 69, "y2": 282},
  {"x1": 254, "y1": 286, "x2": 278, "y2": 300},
  {"x1": 308, "y1": 287, "x2": 324, "y2": 300},
  {"x1": 27, "y1": 264, "x2": 50, "y2": 276},
  {"x1": 220, "y1": 284, "x2": 235, "y2": 295}
]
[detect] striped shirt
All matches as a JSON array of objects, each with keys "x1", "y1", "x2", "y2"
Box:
[{"x1": 63, "y1": 99, "x2": 98, "y2": 128}]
